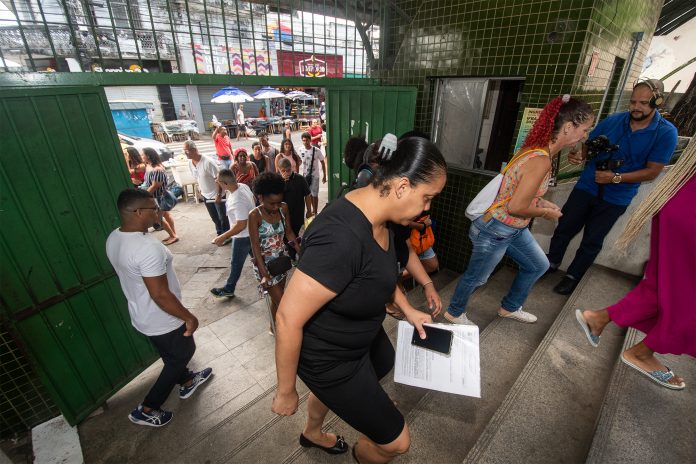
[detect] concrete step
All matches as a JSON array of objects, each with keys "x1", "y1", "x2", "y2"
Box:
[
  {"x1": 463, "y1": 266, "x2": 637, "y2": 464},
  {"x1": 586, "y1": 328, "x2": 696, "y2": 464},
  {"x1": 396, "y1": 267, "x2": 569, "y2": 463},
  {"x1": 182, "y1": 270, "x2": 458, "y2": 464}
]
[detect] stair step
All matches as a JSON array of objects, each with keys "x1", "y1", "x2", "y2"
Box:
[
  {"x1": 463, "y1": 266, "x2": 637, "y2": 463},
  {"x1": 586, "y1": 328, "x2": 696, "y2": 463},
  {"x1": 397, "y1": 267, "x2": 569, "y2": 463}
]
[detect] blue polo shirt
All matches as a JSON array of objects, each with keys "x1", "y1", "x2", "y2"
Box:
[{"x1": 575, "y1": 111, "x2": 677, "y2": 206}]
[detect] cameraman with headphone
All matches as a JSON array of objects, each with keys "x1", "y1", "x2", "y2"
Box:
[{"x1": 548, "y1": 79, "x2": 678, "y2": 295}]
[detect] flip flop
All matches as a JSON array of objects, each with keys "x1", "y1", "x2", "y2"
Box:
[
  {"x1": 620, "y1": 353, "x2": 686, "y2": 390},
  {"x1": 575, "y1": 309, "x2": 600, "y2": 347},
  {"x1": 163, "y1": 237, "x2": 180, "y2": 246}
]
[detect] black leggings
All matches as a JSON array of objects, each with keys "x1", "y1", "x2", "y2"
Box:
[{"x1": 143, "y1": 324, "x2": 196, "y2": 410}]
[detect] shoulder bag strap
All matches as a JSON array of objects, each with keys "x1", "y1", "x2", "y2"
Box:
[{"x1": 485, "y1": 148, "x2": 549, "y2": 214}]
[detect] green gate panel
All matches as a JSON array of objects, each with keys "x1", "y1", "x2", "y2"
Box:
[
  {"x1": 0, "y1": 86, "x2": 157, "y2": 427},
  {"x1": 325, "y1": 86, "x2": 417, "y2": 198}
]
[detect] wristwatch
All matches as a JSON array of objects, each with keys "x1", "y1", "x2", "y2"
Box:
[{"x1": 611, "y1": 173, "x2": 622, "y2": 184}]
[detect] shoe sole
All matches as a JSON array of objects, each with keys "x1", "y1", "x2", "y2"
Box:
[
  {"x1": 574, "y1": 309, "x2": 599, "y2": 347},
  {"x1": 620, "y1": 354, "x2": 686, "y2": 390},
  {"x1": 179, "y1": 371, "x2": 214, "y2": 399},
  {"x1": 211, "y1": 292, "x2": 234, "y2": 299},
  {"x1": 128, "y1": 413, "x2": 172, "y2": 427},
  {"x1": 497, "y1": 313, "x2": 537, "y2": 324}
]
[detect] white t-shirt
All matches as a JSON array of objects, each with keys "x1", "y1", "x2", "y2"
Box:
[
  {"x1": 189, "y1": 155, "x2": 219, "y2": 200},
  {"x1": 236, "y1": 109, "x2": 245, "y2": 125},
  {"x1": 226, "y1": 183, "x2": 256, "y2": 238},
  {"x1": 106, "y1": 229, "x2": 184, "y2": 336},
  {"x1": 299, "y1": 145, "x2": 325, "y2": 179}
]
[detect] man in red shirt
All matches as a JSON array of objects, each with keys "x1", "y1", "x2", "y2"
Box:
[
  {"x1": 212, "y1": 126, "x2": 233, "y2": 169},
  {"x1": 308, "y1": 119, "x2": 322, "y2": 149}
]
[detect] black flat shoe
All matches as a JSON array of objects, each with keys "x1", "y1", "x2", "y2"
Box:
[
  {"x1": 553, "y1": 275, "x2": 578, "y2": 295},
  {"x1": 299, "y1": 433, "x2": 348, "y2": 454}
]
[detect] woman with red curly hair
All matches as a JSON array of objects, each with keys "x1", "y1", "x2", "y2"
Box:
[{"x1": 445, "y1": 95, "x2": 594, "y2": 325}]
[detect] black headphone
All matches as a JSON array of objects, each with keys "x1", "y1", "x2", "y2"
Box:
[
  {"x1": 352, "y1": 133, "x2": 398, "y2": 189},
  {"x1": 354, "y1": 149, "x2": 373, "y2": 188},
  {"x1": 634, "y1": 78, "x2": 664, "y2": 108}
]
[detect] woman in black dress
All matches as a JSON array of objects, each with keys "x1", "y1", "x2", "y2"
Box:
[{"x1": 272, "y1": 137, "x2": 447, "y2": 463}]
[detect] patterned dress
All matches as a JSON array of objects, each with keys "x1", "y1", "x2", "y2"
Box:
[{"x1": 252, "y1": 207, "x2": 289, "y2": 288}]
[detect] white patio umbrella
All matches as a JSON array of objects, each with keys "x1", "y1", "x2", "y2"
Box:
[
  {"x1": 285, "y1": 90, "x2": 315, "y2": 100},
  {"x1": 252, "y1": 86, "x2": 285, "y2": 100}
]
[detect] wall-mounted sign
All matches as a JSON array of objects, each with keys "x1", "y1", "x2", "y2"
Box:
[
  {"x1": 91, "y1": 64, "x2": 149, "y2": 73},
  {"x1": 276, "y1": 51, "x2": 343, "y2": 78},
  {"x1": 513, "y1": 107, "x2": 543, "y2": 153},
  {"x1": 588, "y1": 49, "x2": 600, "y2": 77}
]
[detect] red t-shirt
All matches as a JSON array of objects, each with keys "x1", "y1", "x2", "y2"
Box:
[
  {"x1": 214, "y1": 133, "x2": 232, "y2": 159},
  {"x1": 308, "y1": 126, "x2": 322, "y2": 144}
]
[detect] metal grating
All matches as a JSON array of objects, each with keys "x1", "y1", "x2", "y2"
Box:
[
  {"x1": 0, "y1": 0, "x2": 384, "y2": 76},
  {"x1": 0, "y1": 324, "x2": 59, "y2": 438}
]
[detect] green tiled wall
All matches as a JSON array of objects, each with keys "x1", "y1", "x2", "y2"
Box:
[{"x1": 378, "y1": 0, "x2": 663, "y2": 271}]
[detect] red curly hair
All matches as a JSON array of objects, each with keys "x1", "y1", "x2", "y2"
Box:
[{"x1": 521, "y1": 96, "x2": 565, "y2": 149}]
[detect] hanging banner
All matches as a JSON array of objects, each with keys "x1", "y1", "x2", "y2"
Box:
[{"x1": 276, "y1": 51, "x2": 343, "y2": 78}]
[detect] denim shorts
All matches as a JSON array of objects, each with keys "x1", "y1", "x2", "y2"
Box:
[{"x1": 418, "y1": 247, "x2": 436, "y2": 260}]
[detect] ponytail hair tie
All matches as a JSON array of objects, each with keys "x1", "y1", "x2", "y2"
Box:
[{"x1": 562, "y1": 94, "x2": 571, "y2": 103}]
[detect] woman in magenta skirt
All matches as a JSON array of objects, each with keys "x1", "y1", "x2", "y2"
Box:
[{"x1": 575, "y1": 138, "x2": 696, "y2": 390}]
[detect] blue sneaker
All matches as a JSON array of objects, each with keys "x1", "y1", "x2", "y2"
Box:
[
  {"x1": 179, "y1": 367, "x2": 213, "y2": 399},
  {"x1": 128, "y1": 405, "x2": 173, "y2": 427}
]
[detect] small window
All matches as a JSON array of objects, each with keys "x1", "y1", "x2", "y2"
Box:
[{"x1": 431, "y1": 77, "x2": 524, "y2": 173}]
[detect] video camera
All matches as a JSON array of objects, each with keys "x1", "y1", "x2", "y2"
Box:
[{"x1": 585, "y1": 135, "x2": 622, "y2": 171}]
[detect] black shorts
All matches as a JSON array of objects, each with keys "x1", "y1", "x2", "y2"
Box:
[
  {"x1": 238, "y1": 124, "x2": 247, "y2": 131},
  {"x1": 298, "y1": 328, "x2": 405, "y2": 445}
]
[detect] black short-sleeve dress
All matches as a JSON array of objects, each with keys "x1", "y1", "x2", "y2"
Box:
[{"x1": 297, "y1": 196, "x2": 404, "y2": 445}]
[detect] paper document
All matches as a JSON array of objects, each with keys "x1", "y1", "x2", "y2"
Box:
[{"x1": 394, "y1": 321, "x2": 480, "y2": 397}]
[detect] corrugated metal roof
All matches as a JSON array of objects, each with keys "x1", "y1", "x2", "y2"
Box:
[{"x1": 655, "y1": 0, "x2": 696, "y2": 35}]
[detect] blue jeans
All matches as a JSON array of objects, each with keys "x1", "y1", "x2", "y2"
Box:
[
  {"x1": 447, "y1": 217, "x2": 549, "y2": 316},
  {"x1": 219, "y1": 158, "x2": 232, "y2": 169},
  {"x1": 223, "y1": 236, "x2": 251, "y2": 293}
]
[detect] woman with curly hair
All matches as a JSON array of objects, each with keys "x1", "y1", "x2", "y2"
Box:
[
  {"x1": 445, "y1": 95, "x2": 594, "y2": 325},
  {"x1": 248, "y1": 172, "x2": 301, "y2": 328}
]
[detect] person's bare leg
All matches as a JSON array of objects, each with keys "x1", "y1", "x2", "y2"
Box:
[
  {"x1": 160, "y1": 216, "x2": 175, "y2": 240},
  {"x1": 581, "y1": 308, "x2": 610, "y2": 337},
  {"x1": 354, "y1": 424, "x2": 410, "y2": 464},
  {"x1": 267, "y1": 280, "x2": 285, "y2": 331},
  {"x1": 163, "y1": 211, "x2": 177, "y2": 237},
  {"x1": 312, "y1": 195, "x2": 319, "y2": 215},
  {"x1": 622, "y1": 341, "x2": 685, "y2": 385},
  {"x1": 421, "y1": 256, "x2": 439, "y2": 273},
  {"x1": 301, "y1": 393, "x2": 338, "y2": 447}
]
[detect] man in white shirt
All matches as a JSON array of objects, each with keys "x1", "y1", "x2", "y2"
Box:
[
  {"x1": 106, "y1": 189, "x2": 212, "y2": 427},
  {"x1": 299, "y1": 131, "x2": 327, "y2": 215},
  {"x1": 210, "y1": 169, "x2": 257, "y2": 298},
  {"x1": 184, "y1": 140, "x2": 230, "y2": 241},
  {"x1": 236, "y1": 104, "x2": 248, "y2": 141}
]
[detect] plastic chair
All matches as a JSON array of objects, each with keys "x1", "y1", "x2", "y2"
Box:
[{"x1": 170, "y1": 163, "x2": 199, "y2": 203}]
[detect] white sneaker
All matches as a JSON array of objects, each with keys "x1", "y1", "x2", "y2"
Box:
[
  {"x1": 498, "y1": 308, "x2": 537, "y2": 323},
  {"x1": 444, "y1": 312, "x2": 476, "y2": 326}
]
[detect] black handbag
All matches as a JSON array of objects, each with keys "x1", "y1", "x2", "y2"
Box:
[{"x1": 266, "y1": 255, "x2": 292, "y2": 277}]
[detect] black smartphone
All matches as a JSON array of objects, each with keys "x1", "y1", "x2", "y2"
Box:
[{"x1": 411, "y1": 325, "x2": 453, "y2": 355}]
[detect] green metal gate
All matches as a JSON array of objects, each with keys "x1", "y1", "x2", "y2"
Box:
[
  {"x1": 325, "y1": 86, "x2": 417, "y2": 198},
  {"x1": 0, "y1": 86, "x2": 157, "y2": 429}
]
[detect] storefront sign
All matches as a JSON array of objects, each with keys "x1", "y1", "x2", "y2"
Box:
[
  {"x1": 513, "y1": 107, "x2": 543, "y2": 153},
  {"x1": 91, "y1": 64, "x2": 149, "y2": 73},
  {"x1": 276, "y1": 51, "x2": 343, "y2": 78}
]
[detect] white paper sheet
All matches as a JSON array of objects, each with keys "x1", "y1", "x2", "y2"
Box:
[{"x1": 394, "y1": 321, "x2": 481, "y2": 397}]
